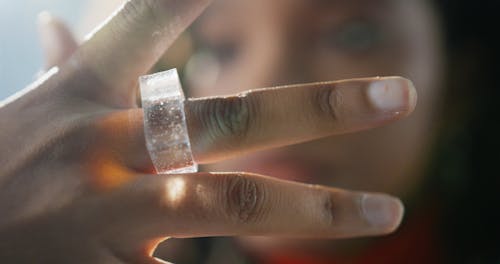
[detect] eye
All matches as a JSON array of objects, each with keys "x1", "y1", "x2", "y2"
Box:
[
  {"x1": 206, "y1": 40, "x2": 240, "y2": 65},
  {"x1": 323, "y1": 20, "x2": 383, "y2": 53}
]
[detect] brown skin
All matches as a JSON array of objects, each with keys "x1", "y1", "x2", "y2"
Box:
[
  {"x1": 0, "y1": 0, "x2": 419, "y2": 263},
  {"x1": 190, "y1": 0, "x2": 444, "y2": 253},
  {"x1": 196, "y1": 0, "x2": 444, "y2": 195}
]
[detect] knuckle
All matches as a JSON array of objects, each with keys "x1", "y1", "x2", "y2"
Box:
[
  {"x1": 205, "y1": 96, "x2": 253, "y2": 143},
  {"x1": 121, "y1": 1, "x2": 145, "y2": 24},
  {"x1": 121, "y1": 0, "x2": 163, "y2": 30},
  {"x1": 320, "y1": 191, "x2": 337, "y2": 227},
  {"x1": 222, "y1": 175, "x2": 266, "y2": 224},
  {"x1": 314, "y1": 86, "x2": 344, "y2": 125}
]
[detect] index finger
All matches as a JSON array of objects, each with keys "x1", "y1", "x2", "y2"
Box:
[
  {"x1": 73, "y1": 0, "x2": 212, "y2": 107},
  {"x1": 95, "y1": 76, "x2": 416, "y2": 171}
]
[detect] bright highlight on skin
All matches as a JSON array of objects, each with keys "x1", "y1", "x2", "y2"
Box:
[{"x1": 166, "y1": 177, "x2": 187, "y2": 204}]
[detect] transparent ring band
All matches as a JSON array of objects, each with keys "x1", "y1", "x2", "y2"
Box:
[{"x1": 139, "y1": 69, "x2": 197, "y2": 174}]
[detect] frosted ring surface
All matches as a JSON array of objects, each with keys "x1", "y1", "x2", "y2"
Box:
[{"x1": 139, "y1": 69, "x2": 198, "y2": 174}]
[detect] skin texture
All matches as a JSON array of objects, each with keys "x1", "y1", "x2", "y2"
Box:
[
  {"x1": 0, "y1": 0, "x2": 422, "y2": 263},
  {"x1": 187, "y1": 0, "x2": 444, "y2": 253},
  {"x1": 196, "y1": 0, "x2": 444, "y2": 195}
]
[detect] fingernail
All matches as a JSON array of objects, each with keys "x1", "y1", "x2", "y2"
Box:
[
  {"x1": 361, "y1": 193, "x2": 404, "y2": 230},
  {"x1": 367, "y1": 78, "x2": 415, "y2": 112}
]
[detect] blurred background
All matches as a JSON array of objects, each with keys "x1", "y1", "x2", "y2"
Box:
[
  {"x1": 1, "y1": 1, "x2": 500, "y2": 263},
  {"x1": 0, "y1": 0, "x2": 120, "y2": 99}
]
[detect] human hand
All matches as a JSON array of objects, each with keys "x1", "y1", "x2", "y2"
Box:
[{"x1": 0, "y1": 0, "x2": 416, "y2": 263}]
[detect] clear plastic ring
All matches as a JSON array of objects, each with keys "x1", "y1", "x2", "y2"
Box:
[{"x1": 139, "y1": 69, "x2": 197, "y2": 174}]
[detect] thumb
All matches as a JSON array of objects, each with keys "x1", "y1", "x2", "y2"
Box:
[{"x1": 37, "y1": 12, "x2": 78, "y2": 70}]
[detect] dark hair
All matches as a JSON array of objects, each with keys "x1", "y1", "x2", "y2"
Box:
[{"x1": 430, "y1": 0, "x2": 500, "y2": 262}]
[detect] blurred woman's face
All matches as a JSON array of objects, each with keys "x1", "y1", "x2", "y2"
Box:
[{"x1": 189, "y1": 0, "x2": 444, "y2": 199}]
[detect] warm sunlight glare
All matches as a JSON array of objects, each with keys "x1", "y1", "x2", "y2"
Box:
[{"x1": 166, "y1": 177, "x2": 187, "y2": 204}]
